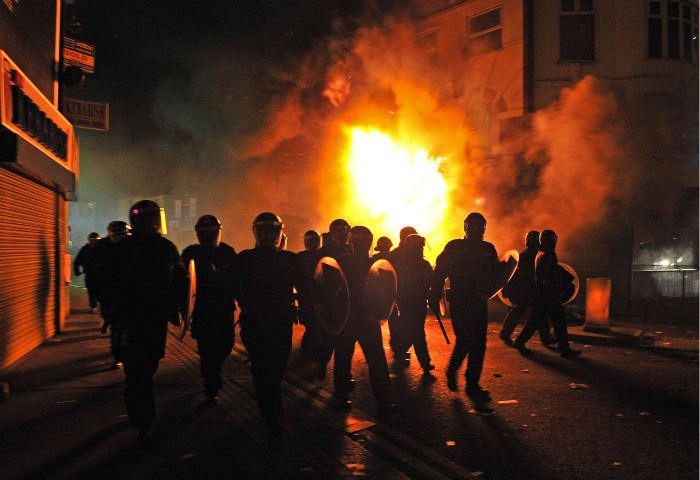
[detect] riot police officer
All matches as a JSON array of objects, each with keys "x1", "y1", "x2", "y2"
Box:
[
  {"x1": 499, "y1": 231, "x2": 555, "y2": 346},
  {"x1": 297, "y1": 230, "x2": 323, "y2": 357},
  {"x1": 315, "y1": 219, "x2": 352, "y2": 379},
  {"x1": 514, "y1": 230, "x2": 582, "y2": 358},
  {"x1": 92, "y1": 221, "x2": 131, "y2": 337},
  {"x1": 334, "y1": 226, "x2": 394, "y2": 417},
  {"x1": 182, "y1": 215, "x2": 237, "y2": 405},
  {"x1": 392, "y1": 234, "x2": 435, "y2": 374},
  {"x1": 429, "y1": 212, "x2": 498, "y2": 399},
  {"x1": 99, "y1": 200, "x2": 188, "y2": 446},
  {"x1": 232, "y1": 213, "x2": 312, "y2": 434}
]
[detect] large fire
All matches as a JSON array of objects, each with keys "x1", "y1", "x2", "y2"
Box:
[{"x1": 342, "y1": 126, "x2": 449, "y2": 261}]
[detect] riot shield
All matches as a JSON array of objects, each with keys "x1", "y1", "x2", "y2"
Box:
[
  {"x1": 362, "y1": 258, "x2": 397, "y2": 324},
  {"x1": 169, "y1": 258, "x2": 196, "y2": 341},
  {"x1": 559, "y1": 262, "x2": 579, "y2": 305},
  {"x1": 498, "y1": 261, "x2": 580, "y2": 306},
  {"x1": 478, "y1": 249, "x2": 519, "y2": 301},
  {"x1": 313, "y1": 257, "x2": 350, "y2": 335}
]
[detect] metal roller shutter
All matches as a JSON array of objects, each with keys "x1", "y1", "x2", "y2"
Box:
[{"x1": 0, "y1": 166, "x2": 58, "y2": 370}]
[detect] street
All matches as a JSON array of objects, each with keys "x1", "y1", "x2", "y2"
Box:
[{"x1": 1, "y1": 291, "x2": 697, "y2": 480}]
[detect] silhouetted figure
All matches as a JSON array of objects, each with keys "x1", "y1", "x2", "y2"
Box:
[
  {"x1": 99, "y1": 200, "x2": 188, "y2": 447},
  {"x1": 430, "y1": 212, "x2": 498, "y2": 400},
  {"x1": 334, "y1": 226, "x2": 394, "y2": 417},
  {"x1": 314, "y1": 219, "x2": 353, "y2": 380},
  {"x1": 92, "y1": 221, "x2": 131, "y2": 352},
  {"x1": 318, "y1": 218, "x2": 352, "y2": 259},
  {"x1": 296, "y1": 230, "x2": 323, "y2": 358},
  {"x1": 499, "y1": 231, "x2": 555, "y2": 346},
  {"x1": 514, "y1": 230, "x2": 582, "y2": 359},
  {"x1": 73, "y1": 232, "x2": 101, "y2": 313},
  {"x1": 371, "y1": 236, "x2": 393, "y2": 261},
  {"x1": 182, "y1": 215, "x2": 237, "y2": 405},
  {"x1": 386, "y1": 226, "x2": 417, "y2": 361},
  {"x1": 391, "y1": 234, "x2": 435, "y2": 374},
  {"x1": 232, "y1": 213, "x2": 312, "y2": 435}
]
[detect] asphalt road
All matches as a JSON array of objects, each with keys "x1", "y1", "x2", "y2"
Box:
[
  {"x1": 292, "y1": 305, "x2": 699, "y2": 480},
  {"x1": 1, "y1": 290, "x2": 697, "y2": 480}
]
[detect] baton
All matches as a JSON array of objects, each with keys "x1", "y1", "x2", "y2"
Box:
[{"x1": 430, "y1": 305, "x2": 450, "y2": 345}]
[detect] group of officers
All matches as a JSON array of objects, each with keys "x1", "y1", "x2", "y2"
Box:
[{"x1": 79, "y1": 199, "x2": 579, "y2": 443}]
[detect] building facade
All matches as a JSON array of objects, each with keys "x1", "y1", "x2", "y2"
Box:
[
  {"x1": 414, "y1": 0, "x2": 699, "y2": 312},
  {"x1": 0, "y1": 1, "x2": 78, "y2": 370}
]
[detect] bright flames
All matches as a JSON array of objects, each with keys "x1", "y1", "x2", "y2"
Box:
[{"x1": 344, "y1": 127, "x2": 448, "y2": 252}]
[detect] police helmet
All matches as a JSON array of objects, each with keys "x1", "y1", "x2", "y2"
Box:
[
  {"x1": 398, "y1": 226, "x2": 417, "y2": 242},
  {"x1": 464, "y1": 212, "x2": 487, "y2": 239},
  {"x1": 525, "y1": 230, "x2": 540, "y2": 249},
  {"x1": 403, "y1": 234, "x2": 426, "y2": 254},
  {"x1": 253, "y1": 212, "x2": 283, "y2": 247},
  {"x1": 349, "y1": 226, "x2": 373, "y2": 256},
  {"x1": 304, "y1": 230, "x2": 322, "y2": 251},
  {"x1": 195, "y1": 214, "x2": 222, "y2": 247},
  {"x1": 539, "y1": 229, "x2": 558, "y2": 250},
  {"x1": 129, "y1": 200, "x2": 162, "y2": 234},
  {"x1": 107, "y1": 221, "x2": 131, "y2": 241},
  {"x1": 374, "y1": 236, "x2": 393, "y2": 252}
]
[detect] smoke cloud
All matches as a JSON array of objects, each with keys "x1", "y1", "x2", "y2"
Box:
[{"x1": 72, "y1": 3, "x2": 695, "y2": 269}]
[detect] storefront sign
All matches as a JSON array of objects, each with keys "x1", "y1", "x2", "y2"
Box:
[{"x1": 0, "y1": 50, "x2": 76, "y2": 171}]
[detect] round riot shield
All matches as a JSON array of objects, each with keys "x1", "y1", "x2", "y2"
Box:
[
  {"x1": 169, "y1": 259, "x2": 196, "y2": 341},
  {"x1": 362, "y1": 258, "x2": 397, "y2": 324},
  {"x1": 479, "y1": 249, "x2": 519, "y2": 301},
  {"x1": 313, "y1": 257, "x2": 350, "y2": 335},
  {"x1": 559, "y1": 262, "x2": 579, "y2": 305}
]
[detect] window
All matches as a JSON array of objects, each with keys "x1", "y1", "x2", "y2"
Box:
[
  {"x1": 560, "y1": 0, "x2": 595, "y2": 61},
  {"x1": 648, "y1": 1, "x2": 698, "y2": 62},
  {"x1": 466, "y1": 8, "x2": 502, "y2": 56}
]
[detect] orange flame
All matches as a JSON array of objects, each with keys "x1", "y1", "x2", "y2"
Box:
[{"x1": 341, "y1": 126, "x2": 449, "y2": 258}]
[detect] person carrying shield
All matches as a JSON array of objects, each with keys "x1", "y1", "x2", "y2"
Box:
[
  {"x1": 232, "y1": 213, "x2": 313, "y2": 435},
  {"x1": 391, "y1": 234, "x2": 435, "y2": 374},
  {"x1": 333, "y1": 226, "x2": 395, "y2": 417},
  {"x1": 296, "y1": 229, "x2": 325, "y2": 359},
  {"x1": 181, "y1": 215, "x2": 237, "y2": 405},
  {"x1": 386, "y1": 226, "x2": 418, "y2": 362},
  {"x1": 429, "y1": 212, "x2": 498, "y2": 400},
  {"x1": 499, "y1": 231, "x2": 555, "y2": 347},
  {"x1": 99, "y1": 200, "x2": 188, "y2": 447},
  {"x1": 314, "y1": 219, "x2": 353, "y2": 380},
  {"x1": 514, "y1": 230, "x2": 582, "y2": 358}
]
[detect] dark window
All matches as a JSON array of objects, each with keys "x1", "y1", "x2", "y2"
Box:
[
  {"x1": 466, "y1": 8, "x2": 502, "y2": 56},
  {"x1": 560, "y1": 1, "x2": 595, "y2": 61},
  {"x1": 647, "y1": 0, "x2": 698, "y2": 62},
  {"x1": 649, "y1": 18, "x2": 664, "y2": 57},
  {"x1": 470, "y1": 9, "x2": 500, "y2": 34},
  {"x1": 560, "y1": 15, "x2": 595, "y2": 60}
]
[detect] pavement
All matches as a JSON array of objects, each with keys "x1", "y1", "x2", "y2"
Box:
[{"x1": 0, "y1": 286, "x2": 697, "y2": 480}]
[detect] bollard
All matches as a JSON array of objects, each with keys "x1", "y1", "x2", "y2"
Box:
[{"x1": 584, "y1": 278, "x2": 611, "y2": 332}]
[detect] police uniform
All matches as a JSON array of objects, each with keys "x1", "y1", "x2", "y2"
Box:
[
  {"x1": 232, "y1": 245, "x2": 312, "y2": 429},
  {"x1": 431, "y1": 236, "x2": 498, "y2": 394},
  {"x1": 181, "y1": 242, "x2": 237, "y2": 401}
]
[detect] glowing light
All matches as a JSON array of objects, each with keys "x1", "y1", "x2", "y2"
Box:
[{"x1": 344, "y1": 127, "x2": 448, "y2": 239}]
